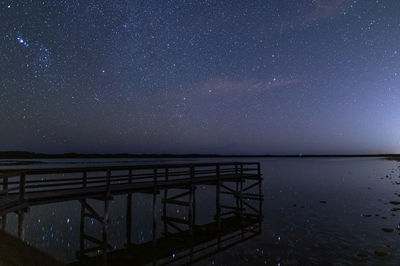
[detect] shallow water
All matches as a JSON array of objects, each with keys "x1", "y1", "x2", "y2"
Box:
[{"x1": 1, "y1": 157, "x2": 400, "y2": 265}]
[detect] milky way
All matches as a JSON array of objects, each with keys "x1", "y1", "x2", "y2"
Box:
[{"x1": 1, "y1": 0, "x2": 400, "y2": 154}]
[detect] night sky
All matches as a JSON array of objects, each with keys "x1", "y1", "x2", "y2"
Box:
[{"x1": 1, "y1": 0, "x2": 400, "y2": 154}]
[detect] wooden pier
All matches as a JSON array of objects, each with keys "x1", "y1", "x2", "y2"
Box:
[
  {"x1": 0, "y1": 162, "x2": 263, "y2": 265},
  {"x1": 0, "y1": 162, "x2": 261, "y2": 212}
]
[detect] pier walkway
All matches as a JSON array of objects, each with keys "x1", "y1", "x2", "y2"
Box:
[{"x1": 0, "y1": 162, "x2": 260, "y2": 212}]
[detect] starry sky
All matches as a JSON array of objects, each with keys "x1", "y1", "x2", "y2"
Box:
[{"x1": 1, "y1": 0, "x2": 400, "y2": 155}]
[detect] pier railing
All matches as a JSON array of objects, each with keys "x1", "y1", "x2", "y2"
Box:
[{"x1": 0, "y1": 162, "x2": 260, "y2": 204}]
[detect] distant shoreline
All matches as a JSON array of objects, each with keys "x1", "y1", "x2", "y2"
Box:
[{"x1": 0, "y1": 151, "x2": 399, "y2": 159}]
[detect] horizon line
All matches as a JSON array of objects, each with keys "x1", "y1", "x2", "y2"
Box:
[{"x1": 0, "y1": 151, "x2": 399, "y2": 159}]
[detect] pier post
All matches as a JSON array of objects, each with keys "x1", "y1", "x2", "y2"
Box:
[
  {"x1": 103, "y1": 197, "x2": 110, "y2": 262},
  {"x1": 128, "y1": 169, "x2": 132, "y2": 184},
  {"x1": 17, "y1": 210, "x2": 25, "y2": 240},
  {"x1": 216, "y1": 165, "x2": 221, "y2": 230},
  {"x1": 83, "y1": 171, "x2": 87, "y2": 188},
  {"x1": 19, "y1": 173, "x2": 26, "y2": 202},
  {"x1": 152, "y1": 168, "x2": 157, "y2": 261},
  {"x1": 193, "y1": 186, "x2": 196, "y2": 225},
  {"x1": 79, "y1": 200, "x2": 85, "y2": 258},
  {"x1": 102, "y1": 170, "x2": 111, "y2": 263},
  {"x1": 1, "y1": 214, "x2": 6, "y2": 231},
  {"x1": 258, "y1": 163, "x2": 262, "y2": 219},
  {"x1": 106, "y1": 169, "x2": 111, "y2": 199},
  {"x1": 189, "y1": 166, "x2": 195, "y2": 232},
  {"x1": 239, "y1": 164, "x2": 244, "y2": 232},
  {"x1": 126, "y1": 194, "x2": 132, "y2": 245},
  {"x1": 235, "y1": 164, "x2": 239, "y2": 211},
  {"x1": 127, "y1": 168, "x2": 133, "y2": 245},
  {"x1": 163, "y1": 168, "x2": 168, "y2": 235},
  {"x1": 3, "y1": 177, "x2": 8, "y2": 196},
  {"x1": 216, "y1": 164, "x2": 221, "y2": 251}
]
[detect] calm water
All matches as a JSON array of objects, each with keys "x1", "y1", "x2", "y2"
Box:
[{"x1": 1, "y1": 157, "x2": 400, "y2": 265}]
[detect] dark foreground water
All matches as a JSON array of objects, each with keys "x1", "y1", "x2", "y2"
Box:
[{"x1": 1, "y1": 157, "x2": 400, "y2": 265}]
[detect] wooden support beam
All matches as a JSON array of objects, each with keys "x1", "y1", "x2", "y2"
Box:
[
  {"x1": 161, "y1": 199, "x2": 190, "y2": 206},
  {"x1": 220, "y1": 183, "x2": 236, "y2": 194},
  {"x1": 83, "y1": 234, "x2": 112, "y2": 249},
  {"x1": 126, "y1": 194, "x2": 132, "y2": 245},
  {"x1": 82, "y1": 171, "x2": 87, "y2": 188},
  {"x1": 17, "y1": 210, "x2": 24, "y2": 240},
  {"x1": 161, "y1": 216, "x2": 191, "y2": 225},
  {"x1": 241, "y1": 200, "x2": 259, "y2": 214},
  {"x1": 80, "y1": 200, "x2": 104, "y2": 223},
  {"x1": 102, "y1": 195, "x2": 110, "y2": 253},
  {"x1": 220, "y1": 205, "x2": 245, "y2": 211},
  {"x1": 105, "y1": 169, "x2": 111, "y2": 197},
  {"x1": 152, "y1": 168, "x2": 157, "y2": 253},
  {"x1": 19, "y1": 173, "x2": 25, "y2": 202},
  {"x1": 168, "y1": 191, "x2": 190, "y2": 200},
  {"x1": 1, "y1": 214, "x2": 6, "y2": 230},
  {"x1": 166, "y1": 220, "x2": 183, "y2": 232},
  {"x1": 163, "y1": 168, "x2": 168, "y2": 236},
  {"x1": 2, "y1": 177, "x2": 8, "y2": 197},
  {"x1": 79, "y1": 200, "x2": 85, "y2": 257},
  {"x1": 216, "y1": 165, "x2": 221, "y2": 230},
  {"x1": 243, "y1": 181, "x2": 261, "y2": 192}
]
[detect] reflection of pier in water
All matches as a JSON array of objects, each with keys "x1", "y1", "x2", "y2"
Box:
[{"x1": 0, "y1": 162, "x2": 263, "y2": 265}]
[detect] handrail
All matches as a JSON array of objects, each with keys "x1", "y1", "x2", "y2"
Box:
[
  {"x1": 0, "y1": 162, "x2": 258, "y2": 177},
  {"x1": 0, "y1": 168, "x2": 245, "y2": 185}
]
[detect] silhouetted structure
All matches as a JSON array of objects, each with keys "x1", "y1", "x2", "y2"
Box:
[{"x1": 0, "y1": 162, "x2": 263, "y2": 265}]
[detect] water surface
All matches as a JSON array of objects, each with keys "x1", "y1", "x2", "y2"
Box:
[{"x1": 1, "y1": 157, "x2": 399, "y2": 265}]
